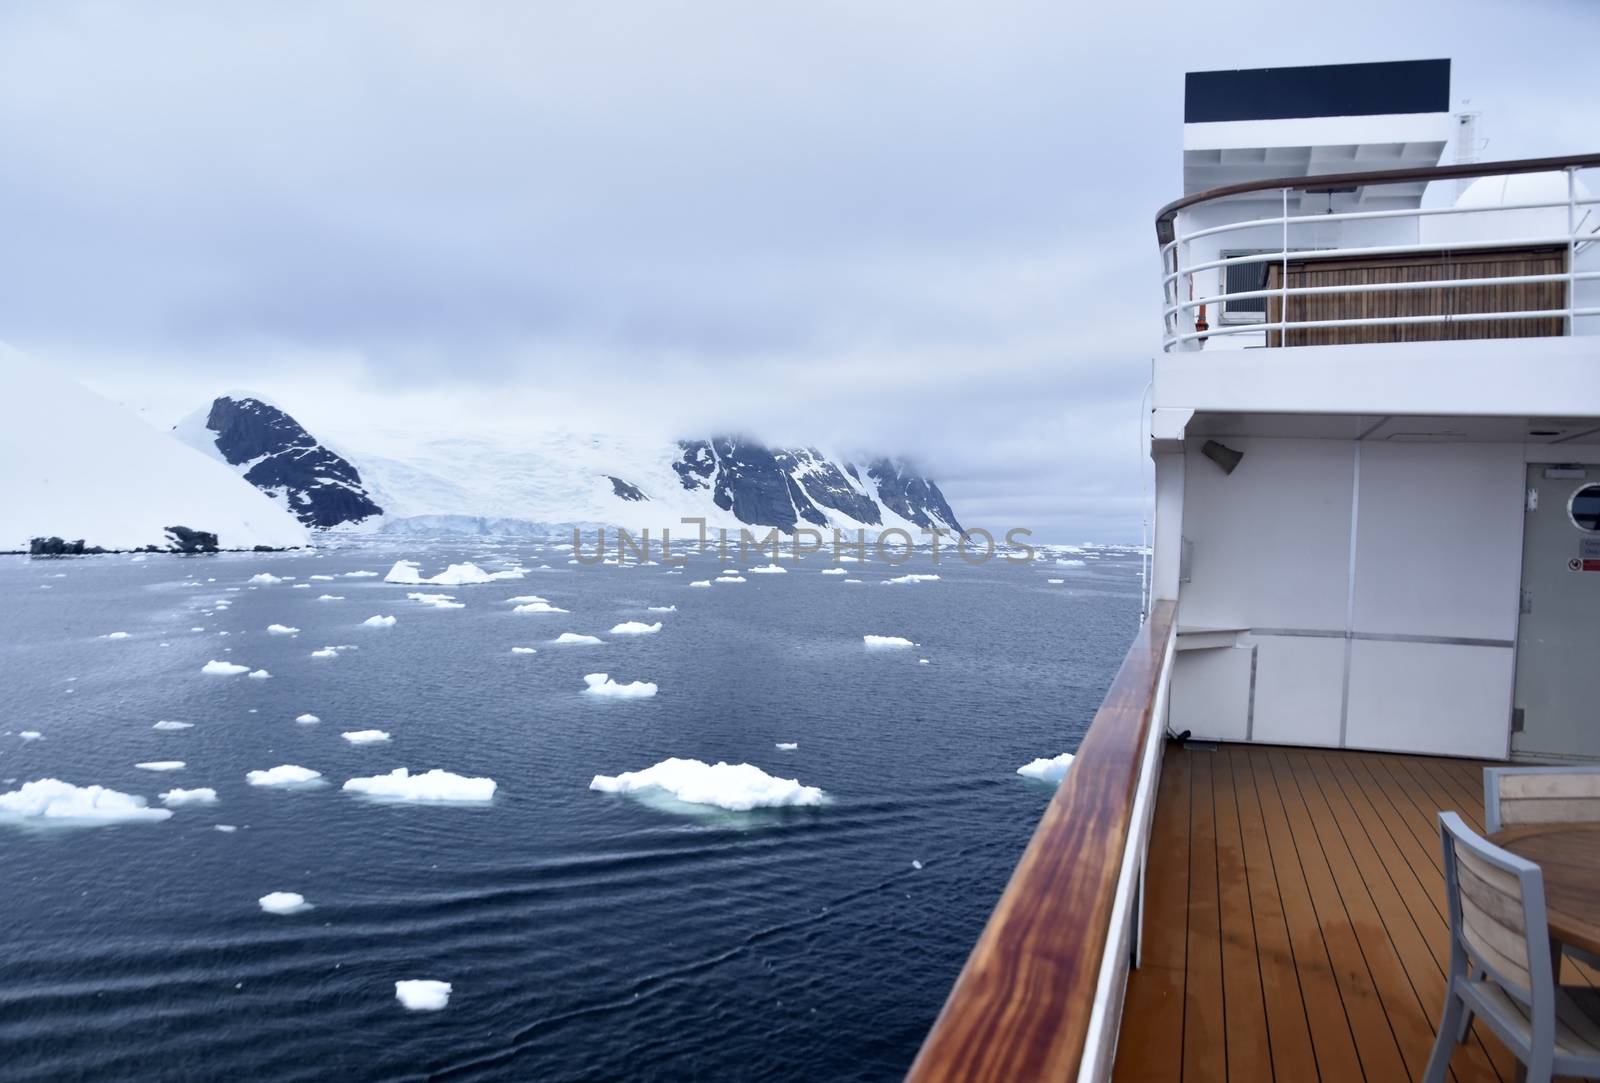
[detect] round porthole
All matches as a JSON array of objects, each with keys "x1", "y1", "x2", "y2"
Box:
[{"x1": 1571, "y1": 483, "x2": 1600, "y2": 533}]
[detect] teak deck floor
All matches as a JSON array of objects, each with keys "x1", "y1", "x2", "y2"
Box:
[{"x1": 1112, "y1": 742, "x2": 1598, "y2": 1083}]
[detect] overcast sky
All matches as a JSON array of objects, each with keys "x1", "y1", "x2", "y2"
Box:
[{"x1": 2, "y1": 1, "x2": 1595, "y2": 541}]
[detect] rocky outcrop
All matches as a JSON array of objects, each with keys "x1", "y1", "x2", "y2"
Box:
[{"x1": 185, "y1": 397, "x2": 382, "y2": 529}]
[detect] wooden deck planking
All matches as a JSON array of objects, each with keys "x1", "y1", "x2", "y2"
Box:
[{"x1": 1115, "y1": 743, "x2": 1520, "y2": 1083}]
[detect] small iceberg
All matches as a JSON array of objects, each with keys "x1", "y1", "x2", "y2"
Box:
[
  {"x1": 1047, "y1": 578, "x2": 1064, "y2": 585},
  {"x1": 342, "y1": 570, "x2": 380, "y2": 579},
  {"x1": 201, "y1": 660, "x2": 250, "y2": 676},
  {"x1": 747, "y1": 564, "x2": 787, "y2": 575},
  {"x1": 553, "y1": 632, "x2": 602, "y2": 646},
  {"x1": 1016, "y1": 752, "x2": 1075, "y2": 784},
  {"x1": 153, "y1": 720, "x2": 193, "y2": 731},
  {"x1": 863, "y1": 635, "x2": 915, "y2": 649},
  {"x1": 295, "y1": 713, "x2": 320, "y2": 724},
  {"x1": 258, "y1": 891, "x2": 311, "y2": 915},
  {"x1": 247, "y1": 669, "x2": 271, "y2": 680},
  {"x1": 590, "y1": 758, "x2": 825, "y2": 811},
  {"x1": 0, "y1": 779, "x2": 172, "y2": 825},
  {"x1": 160, "y1": 787, "x2": 217, "y2": 806},
  {"x1": 342, "y1": 768, "x2": 496, "y2": 804},
  {"x1": 884, "y1": 574, "x2": 940, "y2": 585},
  {"x1": 582, "y1": 673, "x2": 658, "y2": 699},
  {"x1": 267, "y1": 624, "x2": 299, "y2": 635},
  {"x1": 362, "y1": 615, "x2": 397, "y2": 628},
  {"x1": 19, "y1": 731, "x2": 42, "y2": 741},
  {"x1": 1056, "y1": 559, "x2": 1086, "y2": 567},
  {"x1": 341, "y1": 730, "x2": 391, "y2": 745},
  {"x1": 135, "y1": 761, "x2": 186, "y2": 772},
  {"x1": 715, "y1": 575, "x2": 747, "y2": 584},
  {"x1": 246, "y1": 765, "x2": 322, "y2": 788},
  {"x1": 384, "y1": 560, "x2": 523, "y2": 586},
  {"x1": 248, "y1": 573, "x2": 283, "y2": 585},
  {"x1": 513, "y1": 601, "x2": 568, "y2": 614},
  {"x1": 511, "y1": 646, "x2": 539, "y2": 655},
  {"x1": 608, "y1": 621, "x2": 661, "y2": 636},
  {"x1": 395, "y1": 979, "x2": 451, "y2": 1012},
  {"x1": 820, "y1": 568, "x2": 847, "y2": 576},
  {"x1": 775, "y1": 742, "x2": 798, "y2": 751},
  {"x1": 101, "y1": 631, "x2": 131, "y2": 640},
  {"x1": 317, "y1": 594, "x2": 345, "y2": 601},
  {"x1": 689, "y1": 580, "x2": 711, "y2": 588},
  {"x1": 407, "y1": 593, "x2": 465, "y2": 610},
  {"x1": 646, "y1": 605, "x2": 676, "y2": 612}
]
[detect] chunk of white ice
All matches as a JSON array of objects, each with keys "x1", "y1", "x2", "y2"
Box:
[
  {"x1": 582, "y1": 673, "x2": 658, "y2": 699},
  {"x1": 153, "y1": 720, "x2": 193, "y2": 731},
  {"x1": 0, "y1": 779, "x2": 172, "y2": 825},
  {"x1": 1016, "y1": 752, "x2": 1074, "y2": 784},
  {"x1": 362, "y1": 615, "x2": 397, "y2": 628},
  {"x1": 201, "y1": 660, "x2": 250, "y2": 675},
  {"x1": 135, "y1": 761, "x2": 185, "y2": 771},
  {"x1": 863, "y1": 635, "x2": 915, "y2": 649},
  {"x1": 608, "y1": 621, "x2": 661, "y2": 636},
  {"x1": 160, "y1": 787, "x2": 217, "y2": 806},
  {"x1": 295, "y1": 713, "x2": 320, "y2": 724},
  {"x1": 341, "y1": 730, "x2": 391, "y2": 744},
  {"x1": 553, "y1": 632, "x2": 602, "y2": 645},
  {"x1": 266, "y1": 624, "x2": 299, "y2": 635},
  {"x1": 258, "y1": 891, "x2": 310, "y2": 915},
  {"x1": 342, "y1": 768, "x2": 496, "y2": 803},
  {"x1": 246, "y1": 765, "x2": 322, "y2": 787},
  {"x1": 395, "y1": 979, "x2": 451, "y2": 1011},
  {"x1": 589, "y1": 758, "x2": 825, "y2": 811}
]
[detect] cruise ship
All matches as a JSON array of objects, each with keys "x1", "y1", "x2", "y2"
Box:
[{"x1": 907, "y1": 60, "x2": 1600, "y2": 1082}]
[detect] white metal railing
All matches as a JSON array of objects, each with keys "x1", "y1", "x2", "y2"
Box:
[{"x1": 1157, "y1": 158, "x2": 1600, "y2": 352}]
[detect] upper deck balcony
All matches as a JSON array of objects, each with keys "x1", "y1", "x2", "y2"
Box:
[{"x1": 1158, "y1": 154, "x2": 1600, "y2": 353}]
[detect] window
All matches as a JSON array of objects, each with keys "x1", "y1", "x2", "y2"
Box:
[
  {"x1": 1220, "y1": 251, "x2": 1271, "y2": 323},
  {"x1": 1571, "y1": 484, "x2": 1600, "y2": 533}
]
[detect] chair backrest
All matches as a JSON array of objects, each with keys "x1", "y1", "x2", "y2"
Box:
[
  {"x1": 1484, "y1": 765, "x2": 1600, "y2": 834},
  {"x1": 1438, "y1": 811, "x2": 1554, "y2": 1013}
]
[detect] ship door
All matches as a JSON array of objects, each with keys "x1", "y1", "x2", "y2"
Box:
[{"x1": 1512, "y1": 465, "x2": 1600, "y2": 760}]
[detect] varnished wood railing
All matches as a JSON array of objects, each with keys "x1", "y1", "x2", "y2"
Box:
[{"x1": 905, "y1": 599, "x2": 1177, "y2": 1083}]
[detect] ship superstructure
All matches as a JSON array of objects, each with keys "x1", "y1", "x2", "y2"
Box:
[{"x1": 909, "y1": 59, "x2": 1600, "y2": 1083}]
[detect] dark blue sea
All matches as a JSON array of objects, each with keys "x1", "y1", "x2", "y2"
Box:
[{"x1": 0, "y1": 538, "x2": 1141, "y2": 1082}]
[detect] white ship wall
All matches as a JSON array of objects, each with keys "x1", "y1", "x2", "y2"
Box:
[{"x1": 1168, "y1": 435, "x2": 1525, "y2": 759}]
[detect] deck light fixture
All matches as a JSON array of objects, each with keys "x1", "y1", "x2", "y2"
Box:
[{"x1": 1201, "y1": 440, "x2": 1244, "y2": 475}]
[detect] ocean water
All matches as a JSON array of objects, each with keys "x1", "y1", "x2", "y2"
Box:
[{"x1": 0, "y1": 539, "x2": 1141, "y2": 1082}]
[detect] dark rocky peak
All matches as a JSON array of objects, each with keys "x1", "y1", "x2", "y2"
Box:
[{"x1": 866, "y1": 459, "x2": 962, "y2": 533}]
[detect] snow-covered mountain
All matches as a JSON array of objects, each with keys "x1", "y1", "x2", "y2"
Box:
[
  {"x1": 175, "y1": 395, "x2": 962, "y2": 537},
  {"x1": 174, "y1": 395, "x2": 382, "y2": 529},
  {"x1": 0, "y1": 352, "x2": 308, "y2": 552}
]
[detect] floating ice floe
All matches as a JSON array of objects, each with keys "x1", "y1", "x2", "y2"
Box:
[
  {"x1": 19, "y1": 731, "x2": 42, "y2": 741},
  {"x1": 395, "y1": 979, "x2": 451, "y2": 1011},
  {"x1": 407, "y1": 593, "x2": 465, "y2": 610},
  {"x1": 160, "y1": 787, "x2": 217, "y2": 806},
  {"x1": 247, "y1": 669, "x2": 271, "y2": 680},
  {"x1": 582, "y1": 673, "x2": 658, "y2": 699},
  {"x1": 201, "y1": 660, "x2": 251, "y2": 676},
  {"x1": 362, "y1": 615, "x2": 397, "y2": 628},
  {"x1": 820, "y1": 568, "x2": 847, "y2": 576},
  {"x1": 1056, "y1": 559, "x2": 1086, "y2": 567},
  {"x1": 342, "y1": 768, "x2": 496, "y2": 803},
  {"x1": 311, "y1": 644, "x2": 359, "y2": 659},
  {"x1": 504, "y1": 594, "x2": 549, "y2": 604},
  {"x1": 510, "y1": 646, "x2": 539, "y2": 655},
  {"x1": 214, "y1": 824, "x2": 237, "y2": 832},
  {"x1": 646, "y1": 605, "x2": 676, "y2": 612},
  {"x1": 863, "y1": 635, "x2": 915, "y2": 649},
  {"x1": 689, "y1": 580, "x2": 711, "y2": 588},
  {"x1": 608, "y1": 621, "x2": 661, "y2": 636},
  {"x1": 0, "y1": 779, "x2": 172, "y2": 825},
  {"x1": 310, "y1": 575, "x2": 335, "y2": 581},
  {"x1": 919, "y1": 658, "x2": 931, "y2": 665},
  {"x1": 843, "y1": 578, "x2": 864, "y2": 584},
  {"x1": 246, "y1": 765, "x2": 322, "y2": 788},
  {"x1": 342, "y1": 570, "x2": 380, "y2": 578},
  {"x1": 384, "y1": 560, "x2": 523, "y2": 586},
  {"x1": 135, "y1": 761, "x2": 185, "y2": 772},
  {"x1": 911, "y1": 859, "x2": 924, "y2": 870},
  {"x1": 715, "y1": 575, "x2": 747, "y2": 584},
  {"x1": 258, "y1": 891, "x2": 311, "y2": 915},
  {"x1": 513, "y1": 601, "x2": 568, "y2": 614},
  {"x1": 248, "y1": 573, "x2": 283, "y2": 585},
  {"x1": 295, "y1": 713, "x2": 320, "y2": 724},
  {"x1": 590, "y1": 758, "x2": 825, "y2": 811},
  {"x1": 267, "y1": 624, "x2": 299, "y2": 635},
  {"x1": 102, "y1": 631, "x2": 131, "y2": 640},
  {"x1": 1047, "y1": 578, "x2": 1064, "y2": 585},
  {"x1": 884, "y1": 574, "x2": 940, "y2": 585},
  {"x1": 747, "y1": 564, "x2": 787, "y2": 575},
  {"x1": 775, "y1": 742, "x2": 798, "y2": 751},
  {"x1": 342, "y1": 730, "x2": 391, "y2": 745},
  {"x1": 153, "y1": 720, "x2": 193, "y2": 731},
  {"x1": 553, "y1": 632, "x2": 602, "y2": 646},
  {"x1": 1016, "y1": 752, "x2": 1075, "y2": 784},
  {"x1": 318, "y1": 594, "x2": 345, "y2": 601}
]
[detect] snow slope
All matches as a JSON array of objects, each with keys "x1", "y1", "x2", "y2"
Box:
[{"x1": 0, "y1": 349, "x2": 308, "y2": 552}]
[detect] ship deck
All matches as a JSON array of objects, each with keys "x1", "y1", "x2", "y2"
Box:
[{"x1": 1112, "y1": 742, "x2": 1598, "y2": 1083}]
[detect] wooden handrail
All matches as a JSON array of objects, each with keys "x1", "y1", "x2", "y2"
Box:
[
  {"x1": 1153, "y1": 151, "x2": 1600, "y2": 245},
  {"x1": 905, "y1": 598, "x2": 1177, "y2": 1083}
]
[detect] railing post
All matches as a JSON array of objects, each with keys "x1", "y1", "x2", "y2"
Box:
[
  {"x1": 1280, "y1": 186, "x2": 1291, "y2": 348},
  {"x1": 1567, "y1": 166, "x2": 1578, "y2": 336}
]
